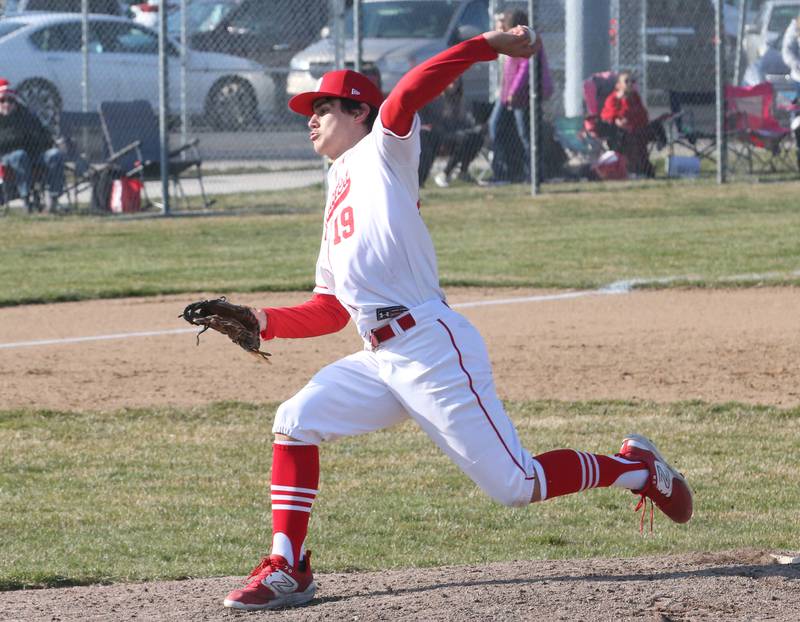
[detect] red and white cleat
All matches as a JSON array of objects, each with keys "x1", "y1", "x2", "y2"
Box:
[
  {"x1": 619, "y1": 434, "x2": 693, "y2": 528},
  {"x1": 223, "y1": 552, "x2": 317, "y2": 610}
]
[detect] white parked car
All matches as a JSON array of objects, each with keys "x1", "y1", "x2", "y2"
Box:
[
  {"x1": 287, "y1": 0, "x2": 492, "y2": 106},
  {"x1": 4, "y1": 0, "x2": 127, "y2": 16},
  {"x1": 0, "y1": 12, "x2": 275, "y2": 130}
]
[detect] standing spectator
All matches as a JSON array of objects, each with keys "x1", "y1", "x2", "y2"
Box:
[
  {"x1": 780, "y1": 14, "x2": 800, "y2": 171},
  {"x1": 486, "y1": 10, "x2": 513, "y2": 184},
  {"x1": 486, "y1": 9, "x2": 553, "y2": 184},
  {"x1": 0, "y1": 78, "x2": 65, "y2": 212},
  {"x1": 599, "y1": 71, "x2": 665, "y2": 178}
]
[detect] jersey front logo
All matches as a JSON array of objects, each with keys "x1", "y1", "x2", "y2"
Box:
[
  {"x1": 328, "y1": 171, "x2": 351, "y2": 215},
  {"x1": 330, "y1": 206, "x2": 355, "y2": 245},
  {"x1": 325, "y1": 170, "x2": 356, "y2": 246}
]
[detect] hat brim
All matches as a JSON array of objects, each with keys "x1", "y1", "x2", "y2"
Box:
[{"x1": 288, "y1": 90, "x2": 346, "y2": 116}]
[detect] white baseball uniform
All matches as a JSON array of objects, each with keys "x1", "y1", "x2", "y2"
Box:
[{"x1": 270, "y1": 38, "x2": 544, "y2": 507}]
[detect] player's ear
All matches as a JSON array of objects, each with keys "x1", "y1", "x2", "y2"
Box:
[{"x1": 353, "y1": 102, "x2": 370, "y2": 124}]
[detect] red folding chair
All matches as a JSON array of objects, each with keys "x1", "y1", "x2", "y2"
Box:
[{"x1": 725, "y1": 82, "x2": 795, "y2": 174}]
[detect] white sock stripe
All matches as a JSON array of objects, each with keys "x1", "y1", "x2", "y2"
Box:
[
  {"x1": 579, "y1": 451, "x2": 597, "y2": 489},
  {"x1": 532, "y1": 458, "x2": 547, "y2": 500},
  {"x1": 273, "y1": 440, "x2": 316, "y2": 446},
  {"x1": 270, "y1": 485, "x2": 318, "y2": 495},
  {"x1": 271, "y1": 494, "x2": 315, "y2": 503},
  {"x1": 271, "y1": 504, "x2": 312, "y2": 513},
  {"x1": 611, "y1": 455, "x2": 640, "y2": 465},
  {"x1": 575, "y1": 450, "x2": 587, "y2": 491},
  {"x1": 581, "y1": 451, "x2": 592, "y2": 490},
  {"x1": 586, "y1": 454, "x2": 600, "y2": 488}
]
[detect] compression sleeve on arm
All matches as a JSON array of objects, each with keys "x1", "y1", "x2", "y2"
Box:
[
  {"x1": 380, "y1": 34, "x2": 498, "y2": 136},
  {"x1": 260, "y1": 293, "x2": 350, "y2": 340}
]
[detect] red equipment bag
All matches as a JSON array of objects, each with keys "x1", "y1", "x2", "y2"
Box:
[{"x1": 109, "y1": 177, "x2": 143, "y2": 213}]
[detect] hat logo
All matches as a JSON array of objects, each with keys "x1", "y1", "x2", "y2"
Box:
[{"x1": 351, "y1": 88, "x2": 361, "y2": 96}]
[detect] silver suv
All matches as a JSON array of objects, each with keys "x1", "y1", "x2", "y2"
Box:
[{"x1": 287, "y1": 0, "x2": 492, "y2": 105}]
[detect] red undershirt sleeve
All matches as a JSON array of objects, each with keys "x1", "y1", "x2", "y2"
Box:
[
  {"x1": 380, "y1": 34, "x2": 498, "y2": 136},
  {"x1": 259, "y1": 293, "x2": 350, "y2": 340}
]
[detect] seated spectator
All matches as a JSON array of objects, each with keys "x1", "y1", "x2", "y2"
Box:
[
  {"x1": 0, "y1": 78, "x2": 65, "y2": 212},
  {"x1": 598, "y1": 71, "x2": 665, "y2": 178},
  {"x1": 418, "y1": 78, "x2": 485, "y2": 187}
]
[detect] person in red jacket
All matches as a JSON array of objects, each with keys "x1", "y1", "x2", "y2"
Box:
[{"x1": 599, "y1": 72, "x2": 665, "y2": 177}]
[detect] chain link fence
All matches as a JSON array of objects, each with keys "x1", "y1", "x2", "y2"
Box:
[{"x1": 0, "y1": 0, "x2": 797, "y2": 214}]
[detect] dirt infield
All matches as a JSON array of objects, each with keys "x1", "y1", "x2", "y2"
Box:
[
  {"x1": 2, "y1": 287, "x2": 799, "y2": 620},
  {"x1": 2, "y1": 287, "x2": 799, "y2": 411},
  {"x1": 1, "y1": 550, "x2": 798, "y2": 621}
]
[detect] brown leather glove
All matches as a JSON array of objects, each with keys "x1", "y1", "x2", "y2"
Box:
[{"x1": 181, "y1": 296, "x2": 270, "y2": 362}]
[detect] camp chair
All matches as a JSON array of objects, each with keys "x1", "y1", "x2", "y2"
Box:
[
  {"x1": 57, "y1": 111, "x2": 142, "y2": 211},
  {"x1": 99, "y1": 100, "x2": 211, "y2": 210},
  {"x1": 725, "y1": 82, "x2": 794, "y2": 175},
  {"x1": 664, "y1": 91, "x2": 718, "y2": 164},
  {"x1": 0, "y1": 162, "x2": 44, "y2": 214},
  {"x1": 553, "y1": 116, "x2": 603, "y2": 159}
]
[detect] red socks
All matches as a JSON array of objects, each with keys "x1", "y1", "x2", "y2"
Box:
[
  {"x1": 270, "y1": 441, "x2": 319, "y2": 567},
  {"x1": 534, "y1": 449, "x2": 648, "y2": 500}
]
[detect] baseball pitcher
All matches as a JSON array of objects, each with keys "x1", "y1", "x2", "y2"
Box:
[{"x1": 189, "y1": 24, "x2": 693, "y2": 611}]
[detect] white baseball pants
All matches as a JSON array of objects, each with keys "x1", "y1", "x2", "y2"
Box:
[{"x1": 272, "y1": 299, "x2": 542, "y2": 507}]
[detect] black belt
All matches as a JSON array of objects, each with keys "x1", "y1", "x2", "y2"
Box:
[{"x1": 369, "y1": 313, "x2": 416, "y2": 348}]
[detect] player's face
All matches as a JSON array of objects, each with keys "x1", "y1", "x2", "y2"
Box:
[
  {"x1": 0, "y1": 96, "x2": 16, "y2": 116},
  {"x1": 308, "y1": 98, "x2": 367, "y2": 160},
  {"x1": 616, "y1": 74, "x2": 634, "y2": 94}
]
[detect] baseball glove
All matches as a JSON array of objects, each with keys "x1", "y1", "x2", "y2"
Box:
[{"x1": 181, "y1": 296, "x2": 271, "y2": 362}]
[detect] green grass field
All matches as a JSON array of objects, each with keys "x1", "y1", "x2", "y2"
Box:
[
  {"x1": 2, "y1": 401, "x2": 798, "y2": 589},
  {"x1": 1, "y1": 180, "x2": 799, "y2": 305},
  {"x1": 1, "y1": 180, "x2": 799, "y2": 589}
]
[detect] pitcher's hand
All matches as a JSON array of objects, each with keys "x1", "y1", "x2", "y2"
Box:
[{"x1": 483, "y1": 25, "x2": 541, "y2": 58}]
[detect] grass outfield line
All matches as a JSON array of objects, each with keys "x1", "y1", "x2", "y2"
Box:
[
  {"x1": 1, "y1": 181, "x2": 799, "y2": 306},
  {"x1": 0, "y1": 400, "x2": 797, "y2": 590}
]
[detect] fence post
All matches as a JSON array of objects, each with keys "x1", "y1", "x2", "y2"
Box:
[
  {"x1": 81, "y1": 0, "x2": 88, "y2": 114},
  {"x1": 333, "y1": 0, "x2": 346, "y2": 70},
  {"x1": 180, "y1": 0, "x2": 188, "y2": 157},
  {"x1": 158, "y1": 0, "x2": 170, "y2": 214},
  {"x1": 354, "y1": 0, "x2": 362, "y2": 72},
  {"x1": 715, "y1": 0, "x2": 727, "y2": 184},
  {"x1": 610, "y1": 0, "x2": 620, "y2": 74},
  {"x1": 733, "y1": 0, "x2": 749, "y2": 84},
  {"x1": 639, "y1": 0, "x2": 647, "y2": 108},
  {"x1": 564, "y1": 0, "x2": 583, "y2": 117},
  {"x1": 565, "y1": 0, "x2": 610, "y2": 116},
  {"x1": 529, "y1": 0, "x2": 539, "y2": 196},
  {"x1": 488, "y1": 0, "x2": 499, "y2": 103}
]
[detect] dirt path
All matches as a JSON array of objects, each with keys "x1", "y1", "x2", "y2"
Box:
[
  {"x1": 1, "y1": 550, "x2": 797, "y2": 621},
  {"x1": 1, "y1": 287, "x2": 799, "y2": 410},
  {"x1": 2, "y1": 287, "x2": 799, "y2": 620}
]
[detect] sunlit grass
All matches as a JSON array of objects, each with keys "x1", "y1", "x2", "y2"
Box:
[
  {"x1": 1, "y1": 180, "x2": 799, "y2": 305},
  {"x1": 1, "y1": 400, "x2": 797, "y2": 589}
]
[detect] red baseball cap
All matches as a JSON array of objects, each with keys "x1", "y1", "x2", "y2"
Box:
[
  {"x1": 0, "y1": 78, "x2": 20, "y2": 102},
  {"x1": 288, "y1": 69, "x2": 383, "y2": 116}
]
